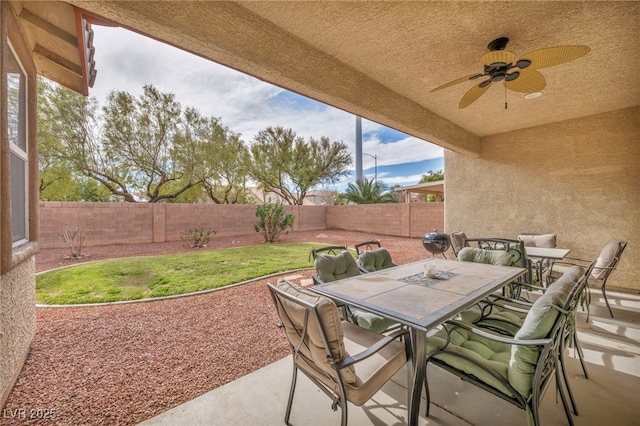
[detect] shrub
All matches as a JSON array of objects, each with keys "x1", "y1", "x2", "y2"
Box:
[
  {"x1": 57, "y1": 228, "x2": 86, "y2": 258},
  {"x1": 254, "y1": 201, "x2": 295, "y2": 243},
  {"x1": 182, "y1": 225, "x2": 216, "y2": 248}
]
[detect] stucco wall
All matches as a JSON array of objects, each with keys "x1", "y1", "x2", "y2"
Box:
[
  {"x1": 445, "y1": 106, "x2": 639, "y2": 291},
  {"x1": 0, "y1": 257, "x2": 36, "y2": 404}
]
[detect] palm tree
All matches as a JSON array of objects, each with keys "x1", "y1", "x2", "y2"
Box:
[{"x1": 342, "y1": 177, "x2": 397, "y2": 204}]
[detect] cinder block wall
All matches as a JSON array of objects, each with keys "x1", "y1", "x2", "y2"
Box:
[
  {"x1": 38, "y1": 203, "x2": 331, "y2": 248},
  {"x1": 38, "y1": 202, "x2": 444, "y2": 248},
  {"x1": 327, "y1": 203, "x2": 444, "y2": 238},
  {"x1": 39, "y1": 202, "x2": 154, "y2": 247}
]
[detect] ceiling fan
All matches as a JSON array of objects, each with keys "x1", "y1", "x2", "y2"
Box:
[{"x1": 431, "y1": 37, "x2": 590, "y2": 109}]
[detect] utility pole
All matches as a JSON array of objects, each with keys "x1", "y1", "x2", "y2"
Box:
[
  {"x1": 363, "y1": 153, "x2": 377, "y2": 183},
  {"x1": 355, "y1": 116, "x2": 363, "y2": 181}
]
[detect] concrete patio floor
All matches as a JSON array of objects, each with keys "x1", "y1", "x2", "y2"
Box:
[{"x1": 140, "y1": 289, "x2": 640, "y2": 426}]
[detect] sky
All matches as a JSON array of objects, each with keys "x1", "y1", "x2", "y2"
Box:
[{"x1": 88, "y1": 26, "x2": 444, "y2": 189}]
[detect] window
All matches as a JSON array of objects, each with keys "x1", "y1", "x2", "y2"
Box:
[{"x1": 7, "y1": 43, "x2": 28, "y2": 246}]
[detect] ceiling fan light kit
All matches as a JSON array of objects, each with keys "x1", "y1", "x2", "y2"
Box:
[
  {"x1": 524, "y1": 92, "x2": 543, "y2": 99},
  {"x1": 431, "y1": 37, "x2": 590, "y2": 109}
]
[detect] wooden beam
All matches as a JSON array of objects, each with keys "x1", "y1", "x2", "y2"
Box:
[
  {"x1": 33, "y1": 44, "x2": 82, "y2": 77},
  {"x1": 19, "y1": 7, "x2": 77, "y2": 46}
]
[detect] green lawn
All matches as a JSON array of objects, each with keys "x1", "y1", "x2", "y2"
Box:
[{"x1": 36, "y1": 243, "x2": 320, "y2": 305}]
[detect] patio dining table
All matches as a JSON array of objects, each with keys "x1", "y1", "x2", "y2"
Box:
[
  {"x1": 310, "y1": 258, "x2": 526, "y2": 426},
  {"x1": 525, "y1": 246, "x2": 571, "y2": 283}
]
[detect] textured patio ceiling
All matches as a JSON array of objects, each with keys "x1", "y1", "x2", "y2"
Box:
[{"x1": 63, "y1": 1, "x2": 639, "y2": 154}]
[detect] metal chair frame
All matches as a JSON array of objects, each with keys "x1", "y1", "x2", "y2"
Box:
[
  {"x1": 462, "y1": 238, "x2": 535, "y2": 294},
  {"x1": 426, "y1": 311, "x2": 574, "y2": 426},
  {"x1": 470, "y1": 260, "x2": 595, "y2": 415},
  {"x1": 354, "y1": 240, "x2": 382, "y2": 256},
  {"x1": 311, "y1": 250, "x2": 359, "y2": 321},
  {"x1": 518, "y1": 232, "x2": 558, "y2": 282},
  {"x1": 449, "y1": 231, "x2": 469, "y2": 258},
  {"x1": 548, "y1": 241, "x2": 627, "y2": 318},
  {"x1": 267, "y1": 282, "x2": 411, "y2": 426},
  {"x1": 310, "y1": 245, "x2": 349, "y2": 261}
]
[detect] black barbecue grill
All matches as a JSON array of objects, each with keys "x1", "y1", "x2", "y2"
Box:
[{"x1": 422, "y1": 229, "x2": 450, "y2": 258}]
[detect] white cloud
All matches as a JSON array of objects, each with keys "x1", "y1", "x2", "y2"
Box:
[{"x1": 90, "y1": 25, "x2": 443, "y2": 173}]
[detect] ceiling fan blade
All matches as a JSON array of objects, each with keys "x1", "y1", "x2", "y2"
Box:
[
  {"x1": 431, "y1": 73, "x2": 484, "y2": 92},
  {"x1": 504, "y1": 68, "x2": 546, "y2": 93},
  {"x1": 481, "y1": 50, "x2": 517, "y2": 66},
  {"x1": 459, "y1": 82, "x2": 491, "y2": 109},
  {"x1": 518, "y1": 45, "x2": 590, "y2": 69}
]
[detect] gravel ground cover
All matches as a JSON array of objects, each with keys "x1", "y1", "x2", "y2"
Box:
[{"x1": 2, "y1": 230, "x2": 427, "y2": 425}]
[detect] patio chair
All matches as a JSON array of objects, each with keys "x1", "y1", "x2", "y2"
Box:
[
  {"x1": 460, "y1": 264, "x2": 593, "y2": 415},
  {"x1": 354, "y1": 239, "x2": 382, "y2": 256},
  {"x1": 425, "y1": 269, "x2": 577, "y2": 426},
  {"x1": 518, "y1": 233, "x2": 557, "y2": 282},
  {"x1": 449, "y1": 231, "x2": 469, "y2": 257},
  {"x1": 358, "y1": 247, "x2": 397, "y2": 273},
  {"x1": 267, "y1": 279, "x2": 411, "y2": 426},
  {"x1": 310, "y1": 245, "x2": 349, "y2": 261},
  {"x1": 517, "y1": 232, "x2": 557, "y2": 248},
  {"x1": 547, "y1": 241, "x2": 627, "y2": 318},
  {"x1": 460, "y1": 238, "x2": 534, "y2": 296},
  {"x1": 314, "y1": 251, "x2": 397, "y2": 333},
  {"x1": 312, "y1": 250, "x2": 361, "y2": 285}
]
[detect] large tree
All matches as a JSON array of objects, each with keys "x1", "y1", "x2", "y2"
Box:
[
  {"x1": 419, "y1": 169, "x2": 444, "y2": 183},
  {"x1": 101, "y1": 85, "x2": 200, "y2": 202},
  {"x1": 174, "y1": 108, "x2": 251, "y2": 204},
  {"x1": 248, "y1": 126, "x2": 352, "y2": 205},
  {"x1": 341, "y1": 177, "x2": 397, "y2": 204},
  {"x1": 418, "y1": 169, "x2": 445, "y2": 201},
  {"x1": 39, "y1": 83, "x2": 208, "y2": 202}
]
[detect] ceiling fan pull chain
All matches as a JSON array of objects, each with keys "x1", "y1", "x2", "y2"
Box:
[{"x1": 504, "y1": 86, "x2": 508, "y2": 109}]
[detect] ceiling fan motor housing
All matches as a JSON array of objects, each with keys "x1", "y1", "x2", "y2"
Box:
[{"x1": 487, "y1": 37, "x2": 509, "y2": 51}]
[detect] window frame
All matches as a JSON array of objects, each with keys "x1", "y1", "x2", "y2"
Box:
[{"x1": 7, "y1": 40, "x2": 29, "y2": 248}]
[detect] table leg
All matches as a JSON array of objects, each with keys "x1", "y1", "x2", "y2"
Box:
[{"x1": 408, "y1": 329, "x2": 426, "y2": 426}]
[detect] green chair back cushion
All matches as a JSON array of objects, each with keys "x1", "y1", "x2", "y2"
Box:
[
  {"x1": 315, "y1": 250, "x2": 361, "y2": 282},
  {"x1": 427, "y1": 327, "x2": 515, "y2": 397},
  {"x1": 458, "y1": 247, "x2": 514, "y2": 266},
  {"x1": 358, "y1": 248, "x2": 395, "y2": 272}
]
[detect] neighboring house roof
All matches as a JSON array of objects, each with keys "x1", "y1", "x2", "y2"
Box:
[{"x1": 395, "y1": 181, "x2": 444, "y2": 203}]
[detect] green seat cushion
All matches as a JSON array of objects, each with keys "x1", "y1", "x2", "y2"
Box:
[
  {"x1": 352, "y1": 310, "x2": 398, "y2": 334},
  {"x1": 427, "y1": 326, "x2": 515, "y2": 398},
  {"x1": 431, "y1": 266, "x2": 582, "y2": 399}
]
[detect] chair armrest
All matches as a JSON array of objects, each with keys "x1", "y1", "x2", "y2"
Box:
[
  {"x1": 444, "y1": 319, "x2": 552, "y2": 346},
  {"x1": 484, "y1": 299, "x2": 532, "y2": 315},
  {"x1": 489, "y1": 294, "x2": 534, "y2": 308},
  {"x1": 337, "y1": 328, "x2": 410, "y2": 368}
]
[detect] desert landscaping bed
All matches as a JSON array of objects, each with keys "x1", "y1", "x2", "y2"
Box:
[{"x1": 2, "y1": 230, "x2": 427, "y2": 425}]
